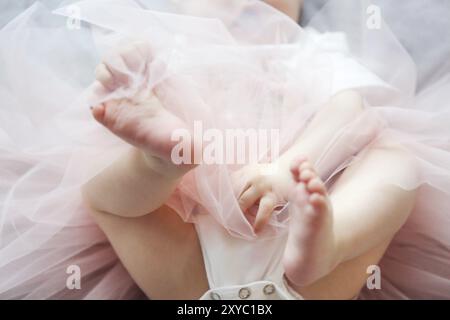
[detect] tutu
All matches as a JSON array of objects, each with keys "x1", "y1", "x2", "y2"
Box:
[{"x1": 0, "y1": 0, "x2": 449, "y2": 299}]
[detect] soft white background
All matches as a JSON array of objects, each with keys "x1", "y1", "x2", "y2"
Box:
[{"x1": 1, "y1": 0, "x2": 449, "y2": 89}]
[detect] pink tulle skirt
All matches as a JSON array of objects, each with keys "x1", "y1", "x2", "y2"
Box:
[{"x1": 0, "y1": 0, "x2": 449, "y2": 299}]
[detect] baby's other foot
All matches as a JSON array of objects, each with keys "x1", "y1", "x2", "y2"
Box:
[
  {"x1": 283, "y1": 157, "x2": 339, "y2": 286},
  {"x1": 232, "y1": 161, "x2": 295, "y2": 233}
]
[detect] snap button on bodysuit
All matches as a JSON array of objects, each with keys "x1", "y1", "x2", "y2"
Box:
[
  {"x1": 263, "y1": 284, "x2": 275, "y2": 295},
  {"x1": 239, "y1": 287, "x2": 251, "y2": 299},
  {"x1": 210, "y1": 292, "x2": 221, "y2": 300}
]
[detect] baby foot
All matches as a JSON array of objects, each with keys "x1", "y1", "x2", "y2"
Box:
[
  {"x1": 232, "y1": 161, "x2": 295, "y2": 233},
  {"x1": 91, "y1": 42, "x2": 196, "y2": 171},
  {"x1": 283, "y1": 157, "x2": 339, "y2": 286}
]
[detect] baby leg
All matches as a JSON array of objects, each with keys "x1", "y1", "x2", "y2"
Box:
[
  {"x1": 83, "y1": 43, "x2": 208, "y2": 299},
  {"x1": 84, "y1": 42, "x2": 200, "y2": 217},
  {"x1": 278, "y1": 90, "x2": 371, "y2": 172},
  {"x1": 236, "y1": 90, "x2": 377, "y2": 230},
  {"x1": 284, "y1": 140, "x2": 417, "y2": 287},
  {"x1": 89, "y1": 205, "x2": 209, "y2": 299},
  {"x1": 292, "y1": 237, "x2": 392, "y2": 299}
]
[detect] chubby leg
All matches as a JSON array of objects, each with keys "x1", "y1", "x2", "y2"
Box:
[
  {"x1": 90, "y1": 205, "x2": 208, "y2": 299},
  {"x1": 330, "y1": 142, "x2": 417, "y2": 261},
  {"x1": 283, "y1": 141, "x2": 417, "y2": 288},
  {"x1": 293, "y1": 237, "x2": 392, "y2": 300},
  {"x1": 279, "y1": 90, "x2": 371, "y2": 172},
  {"x1": 235, "y1": 90, "x2": 378, "y2": 231},
  {"x1": 83, "y1": 43, "x2": 208, "y2": 299},
  {"x1": 84, "y1": 41, "x2": 202, "y2": 217}
]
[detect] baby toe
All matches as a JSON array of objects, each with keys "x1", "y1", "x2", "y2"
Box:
[
  {"x1": 91, "y1": 104, "x2": 106, "y2": 123},
  {"x1": 306, "y1": 177, "x2": 326, "y2": 195},
  {"x1": 290, "y1": 156, "x2": 307, "y2": 180},
  {"x1": 309, "y1": 193, "x2": 328, "y2": 215},
  {"x1": 239, "y1": 186, "x2": 261, "y2": 213},
  {"x1": 95, "y1": 63, "x2": 115, "y2": 90},
  {"x1": 299, "y1": 169, "x2": 315, "y2": 183},
  {"x1": 299, "y1": 161, "x2": 314, "y2": 171},
  {"x1": 121, "y1": 44, "x2": 146, "y2": 72},
  {"x1": 254, "y1": 193, "x2": 277, "y2": 232},
  {"x1": 290, "y1": 156, "x2": 307, "y2": 172},
  {"x1": 102, "y1": 51, "x2": 131, "y2": 87}
]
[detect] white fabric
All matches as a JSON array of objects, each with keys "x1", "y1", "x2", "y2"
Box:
[{"x1": 196, "y1": 212, "x2": 302, "y2": 300}]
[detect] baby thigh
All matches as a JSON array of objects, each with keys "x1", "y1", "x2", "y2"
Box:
[
  {"x1": 90, "y1": 205, "x2": 209, "y2": 299},
  {"x1": 329, "y1": 140, "x2": 418, "y2": 259}
]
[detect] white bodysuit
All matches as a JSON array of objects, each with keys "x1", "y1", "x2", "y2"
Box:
[{"x1": 195, "y1": 212, "x2": 303, "y2": 300}]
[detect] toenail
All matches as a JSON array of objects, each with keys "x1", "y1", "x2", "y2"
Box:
[{"x1": 301, "y1": 171, "x2": 312, "y2": 180}]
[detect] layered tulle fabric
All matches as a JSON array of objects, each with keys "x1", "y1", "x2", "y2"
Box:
[{"x1": 0, "y1": 0, "x2": 449, "y2": 299}]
